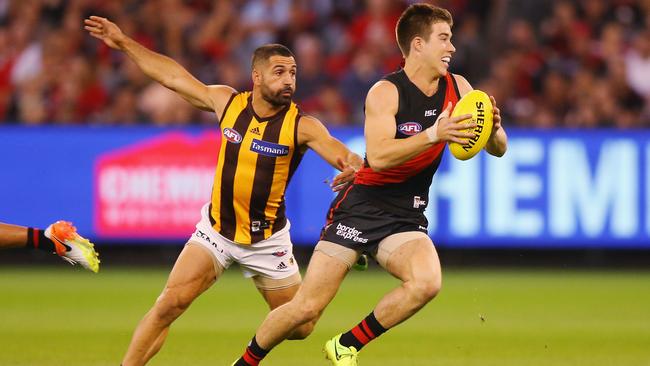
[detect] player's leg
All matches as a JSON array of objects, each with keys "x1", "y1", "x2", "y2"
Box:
[
  {"x1": 232, "y1": 241, "x2": 358, "y2": 366},
  {"x1": 121, "y1": 242, "x2": 222, "y2": 366},
  {"x1": 255, "y1": 273, "x2": 319, "y2": 340},
  {"x1": 0, "y1": 221, "x2": 100, "y2": 272},
  {"x1": 328, "y1": 232, "x2": 440, "y2": 362},
  {"x1": 373, "y1": 232, "x2": 441, "y2": 326},
  {"x1": 0, "y1": 222, "x2": 30, "y2": 248}
]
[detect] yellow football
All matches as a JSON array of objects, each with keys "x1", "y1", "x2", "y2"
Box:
[{"x1": 448, "y1": 90, "x2": 493, "y2": 160}]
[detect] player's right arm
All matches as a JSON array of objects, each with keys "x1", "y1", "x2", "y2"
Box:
[
  {"x1": 84, "y1": 16, "x2": 235, "y2": 115},
  {"x1": 364, "y1": 81, "x2": 474, "y2": 172}
]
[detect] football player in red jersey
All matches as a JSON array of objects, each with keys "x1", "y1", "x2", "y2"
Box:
[{"x1": 232, "y1": 4, "x2": 507, "y2": 366}]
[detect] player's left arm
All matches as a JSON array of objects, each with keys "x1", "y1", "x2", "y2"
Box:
[
  {"x1": 297, "y1": 115, "x2": 363, "y2": 191},
  {"x1": 454, "y1": 74, "x2": 508, "y2": 157}
]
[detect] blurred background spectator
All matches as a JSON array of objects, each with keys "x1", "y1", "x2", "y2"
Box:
[{"x1": 0, "y1": 0, "x2": 648, "y2": 128}]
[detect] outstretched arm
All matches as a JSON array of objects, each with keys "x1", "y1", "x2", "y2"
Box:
[
  {"x1": 364, "y1": 81, "x2": 475, "y2": 171},
  {"x1": 84, "y1": 16, "x2": 235, "y2": 115},
  {"x1": 297, "y1": 116, "x2": 363, "y2": 191}
]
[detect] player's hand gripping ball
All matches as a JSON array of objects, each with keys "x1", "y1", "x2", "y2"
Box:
[{"x1": 449, "y1": 90, "x2": 493, "y2": 160}]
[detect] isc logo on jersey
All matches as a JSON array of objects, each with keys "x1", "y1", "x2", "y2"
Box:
[
  {"x1": 398, "y1": 122, "x2": 422, "y2": 136},
  {"x1": 223, "y1": 128, "x2": 242, "y2": 144}
]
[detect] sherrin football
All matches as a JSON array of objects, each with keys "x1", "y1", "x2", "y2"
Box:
[{"x1": 448, "y1": 90, "x2": 493, "y2": 160}]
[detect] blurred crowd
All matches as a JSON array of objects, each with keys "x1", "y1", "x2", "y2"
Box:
[{"x1": 0, "y1": 0, "x2": 649, "y2": 128}]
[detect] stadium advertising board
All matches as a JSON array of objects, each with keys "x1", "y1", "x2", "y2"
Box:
[
  {"x1": 95, "y1": 132, "x2": 219, "y2": 238},
  {"x1": 0, "y1": 126, "x2": 647, "y2": 248}
]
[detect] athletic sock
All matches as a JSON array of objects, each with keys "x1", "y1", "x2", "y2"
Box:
[
  {"x1": 339, "y1": 311, "x2": 388, "y2": 351},
  {"x1": 234, "y1": 336, "x2": 268, "y2": 366},
  {"x1": 26, "y1": 228, "x2": 56, "y2": 252}
]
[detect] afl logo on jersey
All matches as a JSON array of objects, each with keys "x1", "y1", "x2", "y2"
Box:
[
  {"x1": 398, "y1": 122, "x2": 422, "y2": 136},
  {"x1": 223, "y1": 128, "x2": 242, "y2": 144}
]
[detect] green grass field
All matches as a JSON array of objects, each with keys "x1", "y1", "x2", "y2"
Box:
[{"x1": 0, "y1": 266, "x2": 649, "y2": 366}]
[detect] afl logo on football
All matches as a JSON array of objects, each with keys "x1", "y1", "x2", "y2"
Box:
[
  {"x1": 223, "y1": 128, "x2": 242, "y2": 144},
  {"x1": 398, "y1": 122, "x2": 422, "y2": 136}
]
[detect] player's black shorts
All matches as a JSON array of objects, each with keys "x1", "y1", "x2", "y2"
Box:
[{"x1": 320, "y1": 184, "x2": 428, "y2": 254}]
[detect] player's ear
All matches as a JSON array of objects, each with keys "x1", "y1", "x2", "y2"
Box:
[
  {"x1": 252, "y1": 68, "x2": 262, "y2": 86},
  {"x1": 411, "y1": 37, "x2": 423, "y2": 54}
]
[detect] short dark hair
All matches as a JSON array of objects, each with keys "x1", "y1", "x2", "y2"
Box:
[
  {"x1": 396, "y1": 4, "x2": 453, "y2": 57},
  {"x1": 251, "y1": 44, "x2": 295, "y2": 69}
]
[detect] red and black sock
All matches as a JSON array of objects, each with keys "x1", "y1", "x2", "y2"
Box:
[
  {"x1": 339, "y1": 311, "x2": 388, "y2": 351},
  {"x1": 234, "y1": 336, "x2": 268, "y2": 366},
  {"x1": 26, "y1": 227, "x2": 55, "y2": 252}
]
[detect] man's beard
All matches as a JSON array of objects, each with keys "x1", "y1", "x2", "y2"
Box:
[{"x1": 261, "y1": 84, "x2": 293, "y2": 107}]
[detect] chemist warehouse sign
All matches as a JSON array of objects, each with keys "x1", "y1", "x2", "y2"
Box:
[{"x1": 94, "y1": 132, "x2": 219, "y2": 238}]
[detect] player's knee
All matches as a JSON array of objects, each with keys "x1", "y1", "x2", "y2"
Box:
[
  {"x1": 295, "y1": 306, "x2": 320, "y2": 324},
  {"x1": 293, "y1": 300, "x2": 321, "y2": 324},
  {"x1": 288, "y1": 321, "x2": 315, "y2": 340},
  {"x1": 154, "y1": 287, "x2": 194, "y2": 323},
  {"x1": 409, "y1": 276, "x2": 442, "y2": 303}
]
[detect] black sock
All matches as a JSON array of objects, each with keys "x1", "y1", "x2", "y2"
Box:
[
  {"x1": 339, "y1": 311, "x2": 388, "y2": 351},
  {"x1": 26, "y1": 228, "x2": 56, "y2": 252},
  {"x1": 234, "y1": 336, "x2": 268, "y2": 366}
]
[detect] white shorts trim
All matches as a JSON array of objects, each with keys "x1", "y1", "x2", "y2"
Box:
[{"x1": 188, "y1": 203, "x2": 299, "y2": 280}]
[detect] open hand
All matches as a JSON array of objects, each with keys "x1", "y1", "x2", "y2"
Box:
[
  {"x1": 84, "y1": 16, "x2": 126, "y2": 50},
  {"x1": 330, "y1": 157, "x2": 359, "y2": 192}
]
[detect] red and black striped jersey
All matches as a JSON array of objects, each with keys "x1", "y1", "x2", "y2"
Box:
[{"x1": 353, "y1": 70, "x2": 460, "y2": 214}]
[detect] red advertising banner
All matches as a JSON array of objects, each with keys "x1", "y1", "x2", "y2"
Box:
[{"x1": 94, "y1": 132, "x2": 220, "y2": 239}]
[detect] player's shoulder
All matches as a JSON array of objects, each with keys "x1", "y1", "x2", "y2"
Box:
[
  {"x1": 366, "y1": 80, "x2": 399, "y2": 108},
  {"x1": 207, "y1": 84, "x2": 238, "y2": 101},
  {"x1": 208, "y1": 84, "x2": 239, "y2": 117},
  {"x1": 369, "y1": 79, "x2": 399, "y2": 94},
  {"x1": 297, "y1": 114, "x2": 328, "y2": 134},
  {"x1": 297, "y1": 113, "x2": 319, "y2": 126},
  {"x1": 450, "y1": 73, "x2": 473, "y2": 96},
  {"x1": 296, "y1": 113, "x2": 330, "y2": 146}
]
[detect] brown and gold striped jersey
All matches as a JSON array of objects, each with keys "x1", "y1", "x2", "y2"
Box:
[{"x1": 209, "y1": 91, "x2": 304, "y2": 244}]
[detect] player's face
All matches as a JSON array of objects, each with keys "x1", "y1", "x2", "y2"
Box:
[
  {"x1": 422, "y1": 22, "x2": 455, "y2": 76},
  {"x1": 258, "y1": 56, "x2": 297, "y2": 107}
]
